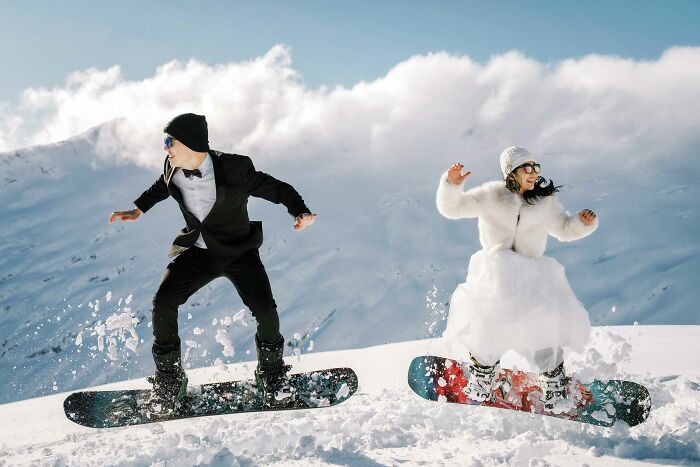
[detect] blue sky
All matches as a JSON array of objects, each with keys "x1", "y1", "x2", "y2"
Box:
[{"x1": 1, "y1": 0, "x2": 698, "y2": 104}]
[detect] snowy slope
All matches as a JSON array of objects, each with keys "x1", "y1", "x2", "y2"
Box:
[
  {"x1": 0, "y1": 325, "x2": 698, "y2": 466},
  {"x1": 0, "y1": 125, "x2": 699, "y2": 405}
]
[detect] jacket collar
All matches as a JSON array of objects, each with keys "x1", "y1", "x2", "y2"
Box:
[{"x1": 165, "y1": 151, "x2": 226, "y2": 223}]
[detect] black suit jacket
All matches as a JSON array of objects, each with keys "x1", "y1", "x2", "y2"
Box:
[{"x1": 134, "y1": 150, "x2": 310, "y2": 265}]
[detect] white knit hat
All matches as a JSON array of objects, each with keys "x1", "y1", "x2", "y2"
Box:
[{"x1": 499, "y1": 146, "x2": 533, "y2": 179}]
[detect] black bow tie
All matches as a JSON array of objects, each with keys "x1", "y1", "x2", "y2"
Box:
[{"x1": 182, "y1": 168, "x2": 202, "y2": 179}]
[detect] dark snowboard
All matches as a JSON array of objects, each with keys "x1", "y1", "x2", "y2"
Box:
[
  {"x1": 408, "y1": 356, "x2": 650, "y2": 427},
  {"x1": 65, "y1": 367, "x2": 358, "y2": 428}
]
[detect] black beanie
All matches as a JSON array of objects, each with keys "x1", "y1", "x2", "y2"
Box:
[{"x1": 163, "y1": 113, "x2": 210, "y2": 152}]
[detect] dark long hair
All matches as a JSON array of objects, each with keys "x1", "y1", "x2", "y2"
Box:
[{"x1": 505, "y1": 173, "x2": 561, "y2": 205}]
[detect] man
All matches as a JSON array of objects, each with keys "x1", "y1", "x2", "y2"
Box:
[{"x1": 109, "y1": 113, "x2": 316, "y2": 411}]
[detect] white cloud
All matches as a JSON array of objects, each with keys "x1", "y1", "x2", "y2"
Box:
[{"x1": 1, "y1": 45, "x2": 698, "y2": 174}]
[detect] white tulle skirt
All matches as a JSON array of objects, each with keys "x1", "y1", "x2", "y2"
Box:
[{"x1": 443, "y1": 249, "x2": 591, "y2": 371}]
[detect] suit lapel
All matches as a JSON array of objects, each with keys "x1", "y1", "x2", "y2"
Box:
[
  {"x1": 166, "y1": 163, "x2": 178, "y2": 186},
  {"x1": 164, "y1": 161, "x2": 185, "y2": 205},
  {"x1": 203, "y1": 151, "x2": 226, "y2": 223}
]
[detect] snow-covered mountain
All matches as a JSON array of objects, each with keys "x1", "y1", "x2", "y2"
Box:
[
  {"x1": 0, "y1": 325, "x2": 698, "y2": 465},
  {"x1": 0, "y1": 123, "x2": 698, "y2": 406}
]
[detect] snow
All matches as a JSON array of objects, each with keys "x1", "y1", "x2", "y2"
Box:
[
  {"x1": 1, "y1": 128, "x2": 699, "y2": 405},
  {"x1": 0, "y1": 325, "x2": 698, "y2": 466},
  {"x1": 335, "y1": 383, "x2": 351, "y2": 400},
  {"x1": 232, "y1": 309, "x2": 247, "y2": 326},
  {"x1": 215, "y1": 329, "x2": 235, "y2": 358},
  {"x1": 0, "y1": 113, "x2": 698, "y2": 464}
]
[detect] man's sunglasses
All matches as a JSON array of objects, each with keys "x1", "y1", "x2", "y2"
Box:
[
  {"x1": 518, "y1": 163, "x2": 541, "y2": 174},
  {"x1": 164, "y1": 136, "x2": 176, "y2": 149}
]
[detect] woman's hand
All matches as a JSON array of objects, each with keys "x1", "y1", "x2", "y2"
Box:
[
  {"x1": 579, "y1": 209, "x2": 597, "y2": 225},
  {"x1": 447, "y1": 163, "x2": 471, "y2": 185}
]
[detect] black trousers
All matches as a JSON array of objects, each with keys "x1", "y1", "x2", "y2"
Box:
[{"x1": 151, "y1": 246, "x2": 281, "y2": 354}]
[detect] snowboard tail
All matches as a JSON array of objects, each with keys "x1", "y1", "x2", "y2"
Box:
[
  {"x1": 65, "y1": 367, "x2": 358, "y2": 429},
  {"x1": 408, "y1": 356, "x2": 650, "y2": 427}
]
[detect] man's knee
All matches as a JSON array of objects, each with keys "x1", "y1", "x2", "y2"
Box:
[
  {"x1": 246, "y1": 296, "x2": 278, "y2": 318},
  {"x1": 152, "y1": 289, "x2": 178, "y2": 311},
  {"x1": 152, "y1": 274, "x2": 189, "y2": 311}
]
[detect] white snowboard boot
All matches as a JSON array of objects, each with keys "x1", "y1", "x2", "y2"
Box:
[
  {"x1": 463, "y1": 358, "x2": 499, "y2": 402},
  {"x1": 538, "y1": 363, "x2": 570, "y2": 412}
]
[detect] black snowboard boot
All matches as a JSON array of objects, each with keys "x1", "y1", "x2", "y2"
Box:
[
  {"x1": 538, "y1": 362, "x2": 570, "y2": 412},
  {"x1": 146, "y1": 345, "x2": 188, "y2": 415},
  {"x1": 254, "y1": 334, "x2": 294, "y2": 408}
]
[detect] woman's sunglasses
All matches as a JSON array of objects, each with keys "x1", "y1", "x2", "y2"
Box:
[
  {"x1": 518, "y1": 163, "x2": 541, "y2": 174},
  {"x1": 164, "y1": 136, "x2": 176, "y2": 149}
]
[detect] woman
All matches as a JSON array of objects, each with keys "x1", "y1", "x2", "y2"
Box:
[{"x1": 436, "y1": 146, "x2": 598, "y2": 409}]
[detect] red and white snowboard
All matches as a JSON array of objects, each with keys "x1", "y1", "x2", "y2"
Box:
[{"x1": 408, "y1": 355, "x2": 650, "y2": 427}]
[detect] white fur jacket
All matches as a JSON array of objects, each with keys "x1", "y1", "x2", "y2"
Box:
[{"x1": 436, "y1": 172, "x2": 598, "y2": 257}]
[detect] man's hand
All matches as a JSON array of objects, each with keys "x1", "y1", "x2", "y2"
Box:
[
  {"x1": 579, "y1": 209, "x2": 597, "y2": 226},
  {"x1": 294, "y1": 213, "x2": 317, "y2": 231},
  {"x1": 109, "y1": 208, "x2": 143, "y2": 224},
  {"x1": 447, "y1": 163, "x2": 471, "y2": 185}
]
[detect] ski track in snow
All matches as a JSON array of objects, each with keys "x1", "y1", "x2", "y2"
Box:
[{"x1": 0, "y1": 326, "x2": 698, "y2": 466}]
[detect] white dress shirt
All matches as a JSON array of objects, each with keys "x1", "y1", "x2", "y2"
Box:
[{"x1": 172, "y1": 154, "x2": 216, "y2": 249}]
